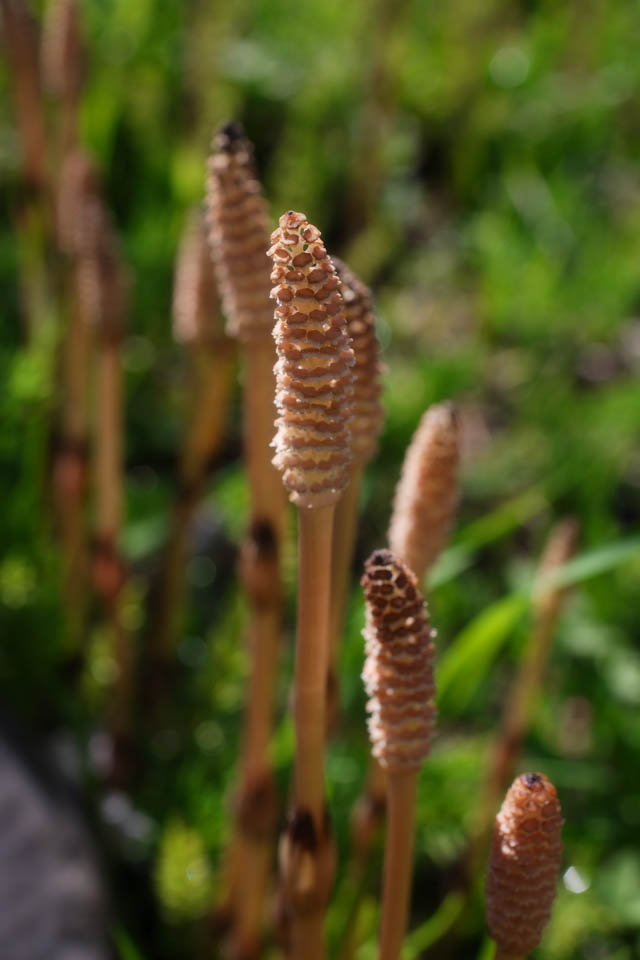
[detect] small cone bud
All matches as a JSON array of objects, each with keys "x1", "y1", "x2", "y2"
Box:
[
  {"x1": 268, "y1": 211, "x2": 355, "y2": 508},
  {"x1": 332, "y1": 258, "x2": 384, "y2": 466},
  {"x1": 361, "y1": 549, "x2": 436, "y2": 772},
  {"x1": 173, "y1": 208, "x2": 221, "y2": 346},
  {"x1": 205, "y1": 122, "x2": 273, "y2": 342},
  {"x1": 485, "y1": 772, "x2": 563, "y2": 956},
  {"x1": 388, "y1": 401, "x2": 459, "y2": 581},
  {"x1": 42, "y1": 0, "x2": 84, "y2": 102}
]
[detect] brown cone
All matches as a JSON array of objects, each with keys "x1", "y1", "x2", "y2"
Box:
[
  {"x1": 485, "y1": 772, "x2": 563, "y2": 956},
  {"x1": 388, "y1": 401, "x2": 459, "y2": 581},
  {"x1": 205, "y1": 122, "x2": 273, "y2": 342},
  {"x1": 361, "y1": 549, "x2": 436, "y2": 772},
  {"x1": 268, "y1": 211, "x2": 355, "y2": 508},
  {"x1": 332, "y1": 258, "x2": 384, "y2": 466}
]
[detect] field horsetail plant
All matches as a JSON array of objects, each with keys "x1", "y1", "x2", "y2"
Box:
[
  {"x1": 269, "y1": 210, "x2": 355, "y2": 960},
  {"x1": 6, "y1": 3, "x2": 632, "y2": 953},
  {"x1": 361, "y1": 549, "x2": 437, "y2": 960},
  {"x1": 206, "y1": 123, "x2": 286, "y2": 958}
]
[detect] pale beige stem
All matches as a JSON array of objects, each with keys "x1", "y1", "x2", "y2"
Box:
[
  {"x1": 291, "y1": 911, "x2": 325, "y2": 960},
  {"x1": 233, "y1": 838, "x2": 271, "y2": 958},
  {"x1": 95, "y1": 342, "x2": 122, "y2": 542},
  {"x1": 154, "y1": 338, "x2": 234, "y2": 661},
  {"x1": 222, "y1": 342, "x2": 284, "y2": 955},
  {"x1": 327, "y1": 467, "x2": 363, "y2": 721},
  {"x1": 180, "y1": 341, "x2": 235, "y2": 491},
  {"x1": 379, "y1": 771, "x2": 418, "y2": 960},
  {"x1": 56, "y1": 273, "x2": 92, "y2": 648},
  {"x1": 294, "y1": 505, "x2": 334, "y2": 826},
  {"x1": 63, "y1": 281, "x2": 92, "y2": 444},
  {"x1": 243, "y1": 605, "x2": 281, "y2": 777},
  {"x1": 244, "y1": 340, "x2": 285, "y2": 536}
]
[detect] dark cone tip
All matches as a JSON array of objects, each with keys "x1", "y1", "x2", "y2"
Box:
[
  {"x1": 367, "y1": 548, "x2": 394, "y2": 568},
  {"x1": 250, "y1": 518, "x2": 277, "y2": 557},
  {"x1": 522, "y1": 772, "x2": 544, "y2": 789},
  {"x1": 217, "y1": 121, "x2": 245, "y2": 145},
  {"x1": 286, "y1": 807, "x2": 317, "y2": 852}
]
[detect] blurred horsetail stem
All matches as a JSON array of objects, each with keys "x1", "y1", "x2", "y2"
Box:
[
  {"x1": 0, "y1": 0, "x2": 48, "y2": 189},
  {"x1": 42, "y1": 0, "x2": 84, "y2": 152},
  {"x1": 270, "y1": 210, "x2": 354, "y2": 960},
  {"x1": 472, "y1": 518, "x2": 579, "y2": 869},
  {"x1": 206, "y1": 124, "x2": 285, "y2": 956},
  {"x1": 151, "y1": 208, "x2": 234, "y2": 671},
  {"x1": 87, "y1": 201, "x2": 134, "y2": 784}
]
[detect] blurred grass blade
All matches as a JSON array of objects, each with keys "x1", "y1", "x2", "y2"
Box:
[
  {"x1": 437, "y1": 593, "x2": 530, "y2": 714},
  {"x1": 402, "y1": 891, "x2": 465, "y2": 959},
  {"x1": 429, "y1": 543, "x2": 473, "y2": 589},
  {"x1": 430, "y1": 486, "x2": 547, "y2": 590},
  {"x1": 476, "y1": 936, "x2": 496, "y2": 960},
  {"x1": 457, "y1": 486, "x2": 547, "y2": 550},
  {"x1": 113, "y1": 926, "x2": 147, "y2": 960},
  {"x1": 536, "y1": 536, "x2": 640, "y2": 593}
]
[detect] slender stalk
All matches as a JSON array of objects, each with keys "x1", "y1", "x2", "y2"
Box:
[
  {"x1": 495, "y1": 950, "x2": 525, "y2": 960},
  {"x1": 94, "y1": 336, "x2": 133, "y2": 781},
  {"x1": 379, "y1": 771, "x2": 418, "y2": 960},
  {"x1": 294, "y1": 506, "x2": 334, "y2": 826},
  {"x1": 0, "y1": 0, "x2": 48, "y2": 191},
  {"x1": 229, "y1": 531, "x2": 281, "y2": 959},
  {"x1": 56, "y1": 274, "x2": 92, "y2": 649},
  {"x1": 154, "y1": 340, "x2": 235, "y2": 662},
  {"x1": 243, "y1": 604, "x2": 281, "y2": 779},
  {"x1": 327, "y1": 467, "x2": 362, "y2": 725},
  {"x1": 243, "y1": 341, "x2": 284, "y2": 536},
  {"x1": 179, "y1": 344, "x2": 235, "y2": 494},
  {"x1": 95, "y1": 342, "x2": 122, "y2": 542}
]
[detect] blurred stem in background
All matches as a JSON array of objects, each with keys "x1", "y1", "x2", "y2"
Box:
[
  {"x1": 151, "y1": 209, "x2": 235, "y2": 685},
  {"x1": 469, "y1": 517, "x2": 580, "y2": 874}
]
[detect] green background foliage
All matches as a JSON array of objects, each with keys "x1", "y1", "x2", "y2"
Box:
[{"x1": 1, "y1": 0, "x2": 640, "y2": 957}]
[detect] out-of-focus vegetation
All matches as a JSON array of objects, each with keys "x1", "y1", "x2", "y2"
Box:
[{"x1": 1, "y1": 0, "x2": 640, "y2": 958}]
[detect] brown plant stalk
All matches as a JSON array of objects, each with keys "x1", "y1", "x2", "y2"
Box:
[
  {"x1": 52, "y1": 149, "x2": 103, "y2": 652},
  {"x1": 1, "y1": 0, "x2": 48, "y2": 191},
  {"x1": 206, "y1": 123, "x2": 285, "y2": 956},
  {"x1": 86, "y1": 203, "x2": 134, "y2": 783},
  {"x1": 472, "y1": 518, "x2": 579, "y2": 867},
  {"x1": 151, "y1": 209, "x2": 235, "y2": 673},
  {"x1": 42, "y1": 0, "x2": 84, "y2": 155},
  {"x1": 485, "y1": 773, "x2": 563, "y2": 959},
  {"x1": 326, "y1": 258, "x2": 383, "y2": 730},
  {"x1": 361, "y1": 549, "x2": 436, "y2": 960},
  {"x1": 269, "y1": 210, "x2": 354, "y2": 960}
]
